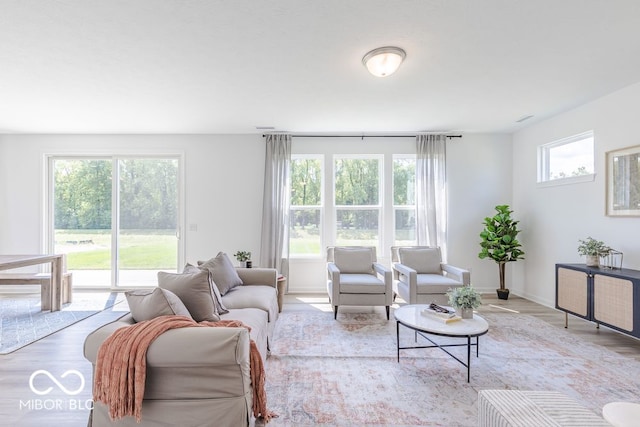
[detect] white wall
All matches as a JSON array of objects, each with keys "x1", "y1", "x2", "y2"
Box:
[
  {"x1": 0, "y1": 134, "x2": 266, "y2": 272},
  {"x1": 447, "y1": 134, "x2": 513, "y2": 292},
  {"x1": 512, "y1": 81, "x2": 640, "y2": 307}
]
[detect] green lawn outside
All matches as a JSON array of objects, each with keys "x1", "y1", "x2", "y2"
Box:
[
  {"x1": 55, "y1": 229, "x2": 177, "y2": 269},
  {"x1": 57, "y1": 227, "x2": 414, "y2": 267},
  {"x1": 290, "y1": 227, "x2": 321, "y2": 255}
]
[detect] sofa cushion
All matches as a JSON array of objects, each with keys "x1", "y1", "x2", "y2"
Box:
[
  {"x1": 399, "y1": 247, "x2": 442, "y2": 274},
  {"x1": 416, "y1": 273, "x2": 463, "y2": 293},
  {"x1": 125, "y1": 288, "x2": 193, "y2": 322},
  {"x1": 336, "y1": 273, "x2": 387, "y2": 294},
  {"x1": 199, "y1": 252, "x2": 243, "y2": 296},
  {"x1": 158, "y1": 270, "x2": 220, "y2": 322},
  {"x1": 334, "y1": 247, "x2": 375, "y2": 274},
  {"x1": 220, "y1": 308, "x2": 268, "y2": 363},
  {"x1": 183, "y1": 263, "x2": 230, "y2": 315},
  {"x1": 222, "y1": 285, "x2": 278, "y2": 323}
]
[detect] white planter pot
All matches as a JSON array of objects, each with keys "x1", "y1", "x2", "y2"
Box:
[
  {"x1": 459, "y1": 307, "x2": 474, "y2": 319},
  {"x1": 586, "y1": 255, "x2": 599, "y2": 267}
]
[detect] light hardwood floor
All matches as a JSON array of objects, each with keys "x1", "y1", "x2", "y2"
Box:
[{"x1": 2, "y1": 292, "x2": 640, "y2": 426}]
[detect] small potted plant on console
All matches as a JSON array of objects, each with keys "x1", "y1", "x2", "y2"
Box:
[{"x1": 577, "y1": 237, "x2": 610, "y2": 267}]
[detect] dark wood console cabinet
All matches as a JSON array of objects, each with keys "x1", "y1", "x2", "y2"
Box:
[{"x1": 555, "y1": 263, "x2": 640, "y2": 338}]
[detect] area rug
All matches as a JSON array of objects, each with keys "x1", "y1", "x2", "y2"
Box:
[
  {"x1": 0, "y1": 291, "x2": 126, "y2": 354},
  {"x1": 264, "y1": 309, "x2": 640, "y2": 426}
]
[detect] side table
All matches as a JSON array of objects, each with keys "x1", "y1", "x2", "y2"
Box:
[{"x1": 276, "y1": 275, "x2": 287, "y2": 313}]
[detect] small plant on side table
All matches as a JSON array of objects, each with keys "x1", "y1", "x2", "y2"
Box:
[
  {"x1": 233, "y1": 251, "x2": 252, "y2": 268},
  {"x1": 447, "y1": 286, "x2": 482, "y2": 319}
]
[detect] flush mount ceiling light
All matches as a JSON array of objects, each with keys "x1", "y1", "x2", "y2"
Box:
[{"x1": 362, "y1": 46, "x2": 406, "y2": 77}]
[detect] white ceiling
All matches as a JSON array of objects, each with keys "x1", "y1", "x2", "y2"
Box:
[{"x1": 1, "y1": 0, "x2": 639, "y2": 135}]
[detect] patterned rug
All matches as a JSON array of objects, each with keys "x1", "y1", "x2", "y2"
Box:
[
  {"x1": 0, "y1": 291, "x2": 126, "y2": 354},
  {"x1": 264, "y1": 308, "x2": 640, "y2": 426}
]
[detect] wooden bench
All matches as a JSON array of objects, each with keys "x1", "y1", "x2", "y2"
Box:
[{"x1": 0, "y1": 272, "x2": 73, "y2": 310}]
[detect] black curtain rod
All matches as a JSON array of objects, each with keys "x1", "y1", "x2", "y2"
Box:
[{"x1": 262, "y1": 134, "x2": 463, "y2": 139}]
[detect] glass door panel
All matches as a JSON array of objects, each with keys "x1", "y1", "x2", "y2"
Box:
[
  {"x1": 117, "y1": 159, "x2": 179, "y2": 286},
  {"x1": 53, "y1": 159, "x2": 112, "y2": 287}
]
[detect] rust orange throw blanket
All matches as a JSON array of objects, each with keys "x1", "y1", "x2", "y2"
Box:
[{"x1": 93, "y1": 315, "x2": 276, "y2": 423}]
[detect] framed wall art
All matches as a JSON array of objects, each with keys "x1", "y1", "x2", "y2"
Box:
[{"x1": 606, "y1": 144, "x2": 640, "y2": 216}]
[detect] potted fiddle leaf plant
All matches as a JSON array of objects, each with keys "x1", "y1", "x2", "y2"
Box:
[
  {"x1": 233, "y1": 251, "x2": 252, "y2": 268},
  {"x1": 577, "y1": 237, "x2": 610, "y2": 267},
  {"x1": 478, "y1": 204, "x2": 525, "y2": 300}
]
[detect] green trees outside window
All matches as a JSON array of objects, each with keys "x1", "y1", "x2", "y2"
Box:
[
  {"x1": 393, "y1": 157, "x2": 416, "y2": 245},
  {"x1": 53, "y1": 158, "x2": 179, "y2": 277},
  {"x1": 334, "y1": 158, "x2": 380, "y2": 247},
  {"x1": 289, "y1": 154, "x2": 420, "y2": 256},
  {"x1": 290, "y1": 157, "x2": 323, "y2": 255}
]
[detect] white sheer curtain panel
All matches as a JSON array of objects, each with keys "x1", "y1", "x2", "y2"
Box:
[
  {"x1": 259, "y1": 133, "x2": 291, "y2": 276},
  {"x1": 416, "y1": 134, "x2": 448, "y2": 260}
]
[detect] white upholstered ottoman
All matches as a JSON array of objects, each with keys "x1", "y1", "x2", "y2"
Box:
[{"x1": 478, "y1": 390, "x2": 611, "y2": 426}]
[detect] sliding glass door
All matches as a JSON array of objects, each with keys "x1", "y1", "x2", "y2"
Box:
[
  {"x1": 49, "y1": 156, "x2": 181, "y2": 288},
  {"x1": 117, "y1": 158, "x2": 179, "y2": 286}
]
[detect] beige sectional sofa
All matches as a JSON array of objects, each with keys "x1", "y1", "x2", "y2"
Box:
[{"x1": 84, "y1": 261, "x2": 279, "y2": 427}]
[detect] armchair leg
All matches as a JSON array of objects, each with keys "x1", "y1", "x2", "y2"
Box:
[
  {"x1": 334, "y1": 305, "x2": 338, "y2": 319},
  {"x1": 386, "y1": 306, "x2": 390, "y2": 320}
]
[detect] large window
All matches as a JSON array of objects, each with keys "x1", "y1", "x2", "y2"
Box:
[
  {"x1": 289, "y1": 152, "x2": 417, "y2": 258},
  {"x1": 334, "y1": 156, "x2": 382, "y2": 247},
  {"x1": 290, "y1": 156, "x2": 323, "y2": 256},
  {"x1": 538, "y1": 131, "x2": 595, "y2": 185},
  {"x1": 393, "y1": 156, "x2": 416, "y2": 246},
  {"x1": 50, "y1": 156, "x2": 180, "y2": 287}
]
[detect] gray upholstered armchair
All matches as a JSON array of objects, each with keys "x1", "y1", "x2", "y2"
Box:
[
  {"x1": 391, "y1": 246, "x2": 470, "y2": 305},
  {"x1": 326, "y1": 246, "x2": 393, "y2": 320}
]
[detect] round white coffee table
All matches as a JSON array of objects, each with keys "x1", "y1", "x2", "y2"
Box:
[
  {"x1": 603, "y1": 402, "x2": 640, "y2": 427},
  {"x1": 394, "y1": 304, "x2": 489, "y2": 382}
]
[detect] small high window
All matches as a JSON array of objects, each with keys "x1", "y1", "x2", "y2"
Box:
[{"x1": 538, "y1": 131, "x2": 595, "y2": 185}]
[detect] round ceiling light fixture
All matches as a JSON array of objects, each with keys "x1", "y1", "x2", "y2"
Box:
[{"x1": 362, "y1": 46, "x2": 406, "y2": 77}]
